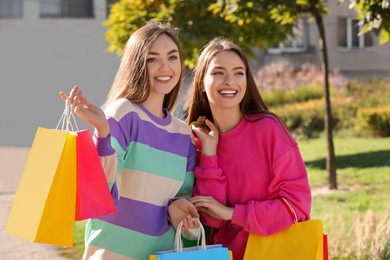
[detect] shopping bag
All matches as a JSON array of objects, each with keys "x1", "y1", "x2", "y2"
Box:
[
  {"x1": 243, "y1": 197, "x2": 327, "y2": 260},
  {"x1": 150, "y1": 219, "x2": 232, "y2": 260},
  {"x1": 75, "y1": 129, "x2": 116, "y2": 220},
  {"x1": 5, "y1": 127, "x2": 77, "y2": 247}
]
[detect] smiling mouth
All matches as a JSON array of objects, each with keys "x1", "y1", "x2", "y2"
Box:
[
  {"x1": 156, "y1": 76, "x2": 171, "y2": 81},
  {"x1": 218, "y1": 90, "x2": 238, "y2": 97}
]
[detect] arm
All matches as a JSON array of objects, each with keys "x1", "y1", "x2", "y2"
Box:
[
  {"x1": 168, "y1": 133, "x2": 200, "y2": 232},
  {"x1": 232, "y1": 145, "x2": 311, "y2": 235},
  {"x1": 191, "y1": 117, "x2": 229, "y2": 228}
]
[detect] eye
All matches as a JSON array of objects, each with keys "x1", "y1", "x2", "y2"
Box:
[
  {"x1": 169, "y1": 55, "x2": 178, "y2": 61},
  {"x1": 147, "y1": 57, "x2": 157, "y2": 63},
  {"x1": 235, "y1": 71, "x2": 245, "y2": 76},
  {"x1": 212, "y1": 71, "x2": 223, "y2": 76}
]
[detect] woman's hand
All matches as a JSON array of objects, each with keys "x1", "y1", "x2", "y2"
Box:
[
  {"x1": 189, "y1": 196, "x2": 234, "y2": 221},
  {"x1": 191, "y1": 116, "x2": 219, "y2": 156},
  {"x1": 168, "y1": 198, "x2": 200, "y2": 230},
  {"x1": 59, "y1": 85, "x2": 109, "y2": 137}
]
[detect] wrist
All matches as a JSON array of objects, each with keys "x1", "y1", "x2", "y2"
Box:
[{"x1": 95, "y1": 125, "x2": 110, "y2": 138}]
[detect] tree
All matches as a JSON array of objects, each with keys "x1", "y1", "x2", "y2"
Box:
[
  {"x1": 212, "y1": 1, "x2": 337, "y2": 189},
  {"x1": 104, "y1": 0, "x2": 295, "y2": 68},
  {"x1": 342, "y1": 0, "x2": 390, "y2": 44},
  {"x1": 104, "y1": 0, "x2": 338, "y2": 189}
]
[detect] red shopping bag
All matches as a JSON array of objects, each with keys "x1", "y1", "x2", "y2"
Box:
[{"x1": 75, "y1": 129, "x2": 116, "y2": 220}]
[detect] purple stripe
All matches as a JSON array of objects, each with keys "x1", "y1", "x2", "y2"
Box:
[
  {"x1": 108, "y1": 113, "x2": 193, "y2": 158},
  {"x1": 98, "y1": 197, "x2": 170, "y2": 236},
  {"x1": 93, "y1": 135, "x2": 116, "y2": 156},
  {"x1": 186, "y1": 145, "x2": 197, "y2": 172}
]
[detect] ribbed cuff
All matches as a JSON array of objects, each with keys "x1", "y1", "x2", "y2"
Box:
[{"x1": 93, "y1": 134, "x2": 115, "y2": 156}]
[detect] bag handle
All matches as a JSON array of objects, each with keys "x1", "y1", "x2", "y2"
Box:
[
  {"x1": 174, "y1": 218, "x2": 206, "y2": 252},
  {"x1": 56, "y1": 97, "x2": 79, "y2": 132},
  {"x1": 279, "y1": 197, "x2": 298, "y2": 224}
]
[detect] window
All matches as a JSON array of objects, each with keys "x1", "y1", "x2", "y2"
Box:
[
  {"x1": 0, "y1": 0, "x2": 22, "y2": 18},
  {"x1": 338, "y1": 17, "x2": 375, "y2": 49},
  {"x1": 40, "y1": 0, "x2": 93, "y2": 18},
  {"x1": 268, "y1": 18, "x2": 309, "y2": 54}
]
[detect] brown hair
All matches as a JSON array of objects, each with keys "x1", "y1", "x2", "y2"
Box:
[
  {"x1": 186, "y1": 37, "x2": 269, "y2": 124},
  {"x1": 105, "y1": 21, "x2": 183, "y2": 112}
]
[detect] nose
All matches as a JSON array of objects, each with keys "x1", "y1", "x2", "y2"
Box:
[
  {"x1": 224, "y1": 74, "x2": 234, "y2": 85},
  {"x1": 159, "y1": 59, "x2": 170, "y2": 71}
]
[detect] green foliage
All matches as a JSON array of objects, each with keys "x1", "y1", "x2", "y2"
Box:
[
  {"x1": 356, "y1": 106, "x2": 390, "y2": 137},
  {"x1": 103, "y1": 0, "x2": 329, "y2": 68},
  {"x1": 262, "y1": 86, "x2": 323, "y2": 106},
  {"x1": 273, "y1": 99, "x2": 325, "y2": 139},
  {"x1": 341, "y1": 0, "x2": 390, "y2": 44}
]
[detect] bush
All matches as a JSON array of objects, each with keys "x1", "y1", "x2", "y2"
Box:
[
  {"x1": 273, "y1": 99, "x2": 326, "y2": 139},
  {"x1": 356, "y1": 106, "x2": 390, "y2": 137},
  {"x1": 261, "y1": 85, "x2": 323, "y2": 107}
]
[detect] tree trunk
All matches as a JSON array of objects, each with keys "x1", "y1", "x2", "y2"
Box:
[{"x1": 312, "y1": 9, "x2": 337, "y2": 189}]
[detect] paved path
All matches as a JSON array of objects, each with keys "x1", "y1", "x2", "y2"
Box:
[{"x1": 0, "y1": 147, "x2": 70, "y2": 260}]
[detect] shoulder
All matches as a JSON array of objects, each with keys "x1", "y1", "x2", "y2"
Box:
[
  {"x1": 169, "y1": 116, "x2": 194, "y2": 136},
  {"x1": 103, "y1": 98, "x2": 138, "y2": 121},
  {"x1": 246, "y1": 113, "x2": 296, "y2": 146}
]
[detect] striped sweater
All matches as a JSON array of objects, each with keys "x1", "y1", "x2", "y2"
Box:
[{"x1": 83, "y1": 99, "x2": 196, "y2": 260}]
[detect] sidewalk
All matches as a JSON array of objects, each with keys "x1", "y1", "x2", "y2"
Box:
[{"x1": 0, "y1": 147, "x2": 70, "y2": 260}]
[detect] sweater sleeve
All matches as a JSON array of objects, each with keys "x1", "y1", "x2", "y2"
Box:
[
  {"x1": 231, "y1": 118, "x2": 312, "y2": 235},
  {"x1": 176, "y1": 138, "x2": 197, "y2": 198},
  {"x1": 193, "y1": 154, "x2": 228, "y2": 228}
]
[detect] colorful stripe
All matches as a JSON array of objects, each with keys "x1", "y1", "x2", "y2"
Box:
[
  {"x1": 120, "y1": 169, "x2": 183, "y2": 206},
  {"x1": 98, "y1": 196, "x2": 169, "y2": 236},
  {"x1": 86, "y1": 219, "x2": 175, "y2": 260},
  {"x1": 123, "y1": 142, "x2": 187, "y2": 181}
]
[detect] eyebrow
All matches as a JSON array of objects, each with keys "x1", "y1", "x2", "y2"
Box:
[
  {"x1": 148, "y1": 49, "x2": 179, "y2": 55},
  {"x1": 213, "y1": 66, "x2": 245, "y2": 70}
]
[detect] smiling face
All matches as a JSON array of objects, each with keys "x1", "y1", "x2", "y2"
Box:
[
  {"x1": 147, "y1": 34, "x2": 182, "y2": 99},
  {"x1": 203, "y1": 51, "x2": 247, "y2": 112}
]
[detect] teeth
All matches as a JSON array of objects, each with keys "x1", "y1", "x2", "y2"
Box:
[
  {"x1": 219, "y1": 90, "x2": 237, "y2": 96},
  {"x1": 156, "y1": 76, "x2": 170, "y2": 81}
]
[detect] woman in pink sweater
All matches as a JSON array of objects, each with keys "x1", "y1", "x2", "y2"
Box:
[{"x1": 187, "y1": 37, "x2": 312, "y2": 260}]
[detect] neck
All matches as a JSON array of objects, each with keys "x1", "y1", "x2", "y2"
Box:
[
  {"x1": 211, "y1": 106, "x2": 243, "y2": 133},
  {"x1": 142, "y1": 94, "x2": 165, "y2": 118}
]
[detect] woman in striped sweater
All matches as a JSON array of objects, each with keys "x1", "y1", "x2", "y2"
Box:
[{"x1": 60, "y1": 21, "x2": 199, "y2": 260}]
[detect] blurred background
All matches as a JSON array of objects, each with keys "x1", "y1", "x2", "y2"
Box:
[{"x1": 1, "y1": 0, "x2": 389, "y2": 259}]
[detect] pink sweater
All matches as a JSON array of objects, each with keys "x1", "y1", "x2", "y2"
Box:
[{"x1": 193, "y1": 114, "x2": 311, "y2": 260}]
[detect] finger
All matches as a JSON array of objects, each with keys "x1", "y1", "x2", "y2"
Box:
[
  {"x1": 205, "y1": 119, "x2": 218, "y2": 133},
  {"x1": 59, "y1": 92, "x2": 67, "y2": 101},
  {"x1": 186, "y1": 215, "x2": 195, "y2": 229}
]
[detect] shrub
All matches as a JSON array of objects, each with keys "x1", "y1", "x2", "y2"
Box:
[
  {"x1": 273, "y1": 99, "x2": 326, "y2": 139},
  {"x1": 356, "y1": 106, "x2": 390, "y2": 137}
]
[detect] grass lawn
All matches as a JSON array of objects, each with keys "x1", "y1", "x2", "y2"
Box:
[
  {"x1": 64, "y1": 136, "x2": 390, "y2": 259},
  {"x1": 300, "y1": 136, "x2": 390, "y2": 259}
]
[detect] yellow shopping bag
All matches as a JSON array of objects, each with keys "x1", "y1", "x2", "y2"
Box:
[
  {"x1": 5, "y1": 127, "x2": 77, "y2": 247},
  {"x1": 244, "y1": 197, "x2": 326, "y2": 260}
]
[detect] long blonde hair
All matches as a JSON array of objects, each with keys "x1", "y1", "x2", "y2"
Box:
[{"x1": 105, "y1": 21, "x2": 183, "y2": 112}]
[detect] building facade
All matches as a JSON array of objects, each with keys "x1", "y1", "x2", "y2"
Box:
[
  {"x1": 0, "y1": 0, "x2": 119, "y2": 146},
  {"x1": 1, "y1": 0, "x2": 389, "y2": 146},
  {"x1": 259, "y1": 1, "x2": 390, "y2": 78}
]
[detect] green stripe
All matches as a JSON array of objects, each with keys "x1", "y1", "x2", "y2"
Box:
[
  {"x1": 111, "y1": 137, "x2": 125, "y2": 174},
  {"x1": 177, "y1": 171, "x2": 194, "y2": 197},
  {"x1": 86, "y1": 219, "x2": 175, "y2": 260},
  {"x1": 123, "y1": 142, "x2": 187, "y2": 181}
]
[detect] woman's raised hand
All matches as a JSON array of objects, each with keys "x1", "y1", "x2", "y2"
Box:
[
  {"x1": 59, "y1": 85, "x2": 110, "y2": 137},
  {"x1": 191, "y1": 116, "x2": 219, "y2": 156}
]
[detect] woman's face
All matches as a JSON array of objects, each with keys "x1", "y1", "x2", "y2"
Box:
[
  {"x1": 203, "y1": 51, "x2": 247, "y2": 111},
  {"x1": 146, "y1": 34, "x2": 181, "y2": 98}
]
